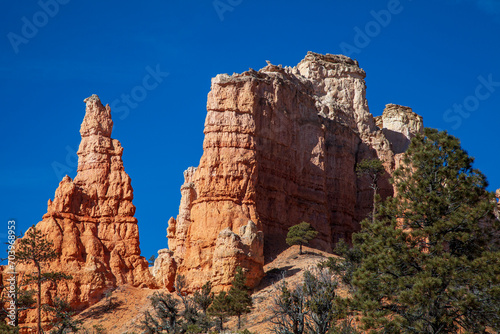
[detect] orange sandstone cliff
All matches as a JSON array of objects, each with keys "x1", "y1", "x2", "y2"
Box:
[
  {"x1": 12, "y1": 95, "x2": 155, "y2": 325},
  {"x1": 154, "y1": 52, "x2": 424, "y2": 291}
]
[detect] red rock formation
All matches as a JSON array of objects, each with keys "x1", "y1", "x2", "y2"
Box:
[
  {"x1": 12, "y1": 95, "x2": 155, "y2": 325},
  {"x1": 161, "y1": 52, "x2": 424, "y2": 291},
  {"x1": 211, "y1": 220, "x2": 264, "y2": 290},
  {"x1": 150, "y1": 249, "x2": 176, "y2": 292}
]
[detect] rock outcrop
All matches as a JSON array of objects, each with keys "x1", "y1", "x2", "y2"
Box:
[
  {"x1": 151, "y1": 249, "x2": 177, "y2": 292},
  {"x1": 162, "y1": 52, "x2": 424, "y2": 291},
  {"x1": 211, "y1": 220, "x2": 264, "y2": 290},
  {"x1": 12, "y1": 95, "x2": 155, "y2": 325},
  {"x1": 375, "y1": 104, "x2": 423, "y2": 154}
]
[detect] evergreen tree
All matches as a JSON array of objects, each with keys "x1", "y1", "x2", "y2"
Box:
[
  {"x1": 43, "y1": 296, "x2": 82, "y2": 334},
  {"x1": 208, "y1": 291, "x2": 231, "y2": 332},
  {"x1": 193, "y1": 281, "x2": 213, "y2": 332},
  {"x1": 286, "y1": 222, "x2": 318, "y2": 255},
  {"x1": 16, "y1": 225, "x2": 63, "y2": 334},
  {"x1": 350, "y1": 128, "x2": 500, "y2": 333},
  {"x1": 140, "y1": 292, "x2": 179, "y2": 333},
  {"x1": 174, "y1": 275, "x2": 198, "y2": 331},
  {"x1": 270, "y1": 279, "x2": 306, "y2": 334},
  {"x1": 319, "y1": 239, "x2": 362, "y2": 293},
  {"x1": 356, "y1": 158, "x2": 385, "y2": 223},
  {"x1": 1, "y1": 231, "x2": 36, "y2": 328},
  {"x1": 227, "y1": 267, "x2": 253, "y2": 329}
]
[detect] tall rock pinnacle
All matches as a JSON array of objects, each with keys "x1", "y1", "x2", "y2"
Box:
[{"x1": 13, "y1": 95, "x2": 155, "y2": 326}]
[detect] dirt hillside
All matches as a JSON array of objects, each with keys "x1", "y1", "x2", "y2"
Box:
[{"x1": 76, "y1": 245, "x2": 338, "y2": 333}]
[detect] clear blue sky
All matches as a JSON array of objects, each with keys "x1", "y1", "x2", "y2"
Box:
[{"x1": 1, "y1": 0, "x2": 499, "y2": 261}]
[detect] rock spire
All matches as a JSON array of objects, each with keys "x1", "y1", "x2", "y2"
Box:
[{"x1": 12, "y1": 95, "x2": 155, "y2": 326}]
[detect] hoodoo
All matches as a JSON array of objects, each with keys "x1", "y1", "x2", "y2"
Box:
[{"x1": 12, "y1": 95, "x2": 155, "y2": 325}]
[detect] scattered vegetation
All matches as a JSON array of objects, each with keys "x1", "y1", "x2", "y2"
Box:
[
  {"x1": 43, "y1": 296, "x2": 82, "y2": 334},
  {"x1": 270, "y1": 269, "x2": 356, "y2": 334},
  {"x1": 141, "y1": 266, "x2": 253, "y2": 333},
  {"x1": 0, "y1": 231, "x2": 36, "y2": 329}
]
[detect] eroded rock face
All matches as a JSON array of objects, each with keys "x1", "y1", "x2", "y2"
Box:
[
  {"x1": 211, "y1": 220, "x2": 264, "y2": 290},
  {"x1": 13, "y1": 95, "x2": 155, "y2": 325},
  {"x1": 164, "y1": 52, "x2": 424, "y2": 291},
  {"x1": 375, "y1": 104, "x2": 424, "y2": 154},
  {"x1": 151, "y1": 249, "x2": 177, "y2": 292}
]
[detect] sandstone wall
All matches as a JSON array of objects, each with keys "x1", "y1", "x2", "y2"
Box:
[{"x1": 161, "y1": 52, "x2": 424, "y2": 291}]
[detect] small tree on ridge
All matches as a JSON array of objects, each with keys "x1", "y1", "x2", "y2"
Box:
[{"x1": 286, "y1": 222, "x2": 318, "y2": 255}]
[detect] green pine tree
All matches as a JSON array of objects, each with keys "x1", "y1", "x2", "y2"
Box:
[
  {"x1": 43, "y1": 296, "x2": 82, "y2": 334},
  {"x1": 16, "y1": 225, "x2": 64, "y2": 334},
  {"x1": 228, "y1": 267, "x2": 252, "y2": 329},
  {"x1": 350, "y1": 128, "x2": 500, "y2": 333},
  {"x1": 140, "y1": 291, "x2": 179, "y2": 333},
  {"x1": 193, "y1": 281, "x2": 213, "y2": 332},
  {"x1": 208, "y1": 291, "x2": 231, "y2": 332},
  {"x1": 286, "y1": 222, "x2": 318, "y2": 255}
]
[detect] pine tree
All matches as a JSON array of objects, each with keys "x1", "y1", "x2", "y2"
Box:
[
  {"x1": 208, "y1": 291, "x2": 231, "y2": 332},
  {"x1": 356, "y1": 158, "x2": 385, "y2": 223},
  {"x1": 175, "y1": 275, "x2": 199, "y2": 331},
  {"x1": 140, "y1": 291, "x2": 179, "y2": 333},
  {"x1": 228, "y1": 266, "x2": 253, "y2": 329},
  {"x1": 286, "y1": 222, "x2": 318, "y2": 255},
  {"x1": 16, "y1": 225, "x2": 62, "y2": 334},
  {"x1": 350, "y1": 128, "x2": 500, "y2": 333},
  {"x1": 193, "y1": 281, "x2": 213, "y2": 332},
  {"x1": 271, "y1": 279, "x2": 306, "y2": 334},
  {"x1": 43, "y1": 296, "x2": 82, "y2": 334},
  {"x1": 1, "y1": 231, "x2": 36, "y2": 328}
]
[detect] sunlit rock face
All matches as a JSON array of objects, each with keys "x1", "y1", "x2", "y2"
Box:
[
  {"x1": 375, "y1": 104, "x2": 423, "y2": 154},
  {"x1": 11, "y1": 95, "x2": 155, "y2": 326},
  {"x1": 163, "y1": 52, "x2": 424, "y2": 291}
]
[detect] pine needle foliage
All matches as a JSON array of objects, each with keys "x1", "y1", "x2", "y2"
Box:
[
  {"x1": 349, "y1": 128, "x2": 500, "y2": 333},
  {"x1": 286, "y1": 222, "x2": 318, "y2": 255}
]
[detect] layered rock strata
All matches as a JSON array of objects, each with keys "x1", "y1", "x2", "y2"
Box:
[
  {"x1": 13, "y1": 95, "x2": 155, "y2": 325},
  {"x1": 162, "y1": 52, "x2": 423, "y2": 291}
]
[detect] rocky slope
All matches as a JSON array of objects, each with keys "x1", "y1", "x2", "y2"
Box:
[
  {"x1": 157, "y1": 52, "x2": 424, "y2": 291},
  {"x1": 75, "y1": 245, "x2": 341, "y2": 334},
  {"x1": 9, "y1": 95, "x2": 155, "y2": 327}
]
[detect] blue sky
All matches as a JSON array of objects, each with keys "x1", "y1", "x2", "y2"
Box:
[{"x1": 1, "y1": 0, "x2": 499, "y2": 261}]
